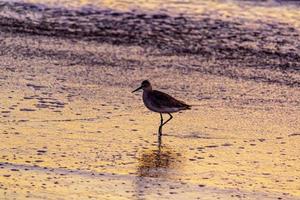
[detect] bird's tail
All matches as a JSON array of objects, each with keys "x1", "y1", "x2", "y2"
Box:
[
  {"x1": 186, "y1": 104, "x2": 203, "y2": 109},
  {"x1": 186, "y1": 105, "x2": 192, "y2": 110}
]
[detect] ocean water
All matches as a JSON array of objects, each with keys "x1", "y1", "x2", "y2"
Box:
[{"x1": 0, "y1": 0, "x2": 299, "y2": 75}]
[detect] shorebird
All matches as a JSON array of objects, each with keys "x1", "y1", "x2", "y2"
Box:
[{"x1": 132, "y1": 80, "x2": 191, "y2": 141}]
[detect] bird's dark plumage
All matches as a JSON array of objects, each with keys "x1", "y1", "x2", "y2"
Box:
[{"x1": 148, "y1": 90, "x2": 191, "y2": 110}]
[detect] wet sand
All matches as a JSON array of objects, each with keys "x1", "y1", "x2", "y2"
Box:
[
  {"x1": 0, "y1": 31, "x2": 299, "y2": 199},
  {"x1": 0, "y1": 0, "x2": 300, "y2": 199}
]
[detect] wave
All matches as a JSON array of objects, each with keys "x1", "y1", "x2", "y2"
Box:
[{"x1": 0, "y1": 1, "x2": 300, "y2": 75}]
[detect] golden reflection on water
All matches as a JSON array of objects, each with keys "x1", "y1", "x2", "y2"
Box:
[
  {"x1": 135, "y1": 143, "x2": 184, "y2": 199},
  {"x1": 137, "y1": 143, "x2": 183, "y2": 178}
]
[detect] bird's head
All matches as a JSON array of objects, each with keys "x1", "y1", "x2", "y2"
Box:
[{"x1": 132, "y1": 80, "x2": 152, "y2": 93}]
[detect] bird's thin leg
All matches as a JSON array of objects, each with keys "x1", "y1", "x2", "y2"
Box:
[
  {"x1": 158, "y1": 113, "x2": 163, "y2": 139},
  {"x1": 160, "y1": 113, "x2": 164, "y2": 126},
  {"x1": 161, "y1": 113, "x2": 173, "y2": 126}
]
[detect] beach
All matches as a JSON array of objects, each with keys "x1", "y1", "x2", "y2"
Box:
[{"x1": 0, "y1": 0, "x2": 299, "y2": 199}]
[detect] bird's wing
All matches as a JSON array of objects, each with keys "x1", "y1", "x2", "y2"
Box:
[{"x1": 150, "y1": 90, "x2": 190, "y2": 109}]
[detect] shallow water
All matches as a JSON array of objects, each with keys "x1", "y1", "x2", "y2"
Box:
[{"x1": 0, "y1": 0, "x2": 300, "y2": 199}]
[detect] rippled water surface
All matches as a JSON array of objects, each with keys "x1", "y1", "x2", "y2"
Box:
[{"x1": 1, "y1": 0, "x2": 300, "y2": 74}]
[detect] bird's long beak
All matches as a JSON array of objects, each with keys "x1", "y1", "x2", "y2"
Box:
[{"x1": 132, "y1": 86, "x2": 143, "y2": 93}]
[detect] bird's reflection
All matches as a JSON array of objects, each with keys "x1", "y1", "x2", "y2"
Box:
[
  {"x1": 137, "y1": 146, "x2": 177, "y2": 178},
  {"x1": 134, "y1": 139, "x2": 184, "y2": 199}
]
